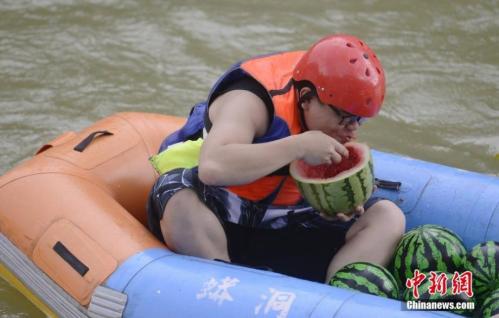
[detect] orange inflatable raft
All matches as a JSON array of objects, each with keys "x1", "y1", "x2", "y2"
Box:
[{"x1": 0, "y1": 113, "x2": 183, "y2": 309}]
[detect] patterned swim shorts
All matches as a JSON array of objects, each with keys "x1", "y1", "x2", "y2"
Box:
[{"x1": 146, "y1": 167, "x2": 383, "y2": 282}]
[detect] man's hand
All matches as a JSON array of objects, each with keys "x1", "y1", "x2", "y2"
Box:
[
  {"x1": 319, "y1": 205, "x2": 365, "y2": 222},
  {"x1": 296, "y1": 131, "x2": 348, "y2": 165}
]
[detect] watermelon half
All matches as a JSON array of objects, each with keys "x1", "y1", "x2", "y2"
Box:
[{"x1": 289, "y1": 142, "x2": 374, "y2": 216}]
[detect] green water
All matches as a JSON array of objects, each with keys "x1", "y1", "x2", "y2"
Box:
[
  {"x1": 0, "y1": 277, "x2": 45, "y2": 317},
  {"x1": 0, "y1": 0, "x2": 498, "y2": 315}
]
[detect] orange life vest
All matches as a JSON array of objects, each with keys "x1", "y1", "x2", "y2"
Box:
[{"x1": 211, "y1": 51, "x2": 306, "y2": 205}]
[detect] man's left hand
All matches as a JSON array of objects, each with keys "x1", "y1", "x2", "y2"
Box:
[{"x1": 319, "y1": 205, "x2": 364, "y2": 222}]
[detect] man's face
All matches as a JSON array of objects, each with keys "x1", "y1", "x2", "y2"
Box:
[{"x1": 301, "y1": 91, "x2": 363, "y2": 144}]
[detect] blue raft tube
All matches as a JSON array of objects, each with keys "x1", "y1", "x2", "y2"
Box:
[{"x1": 103, "y1": 149, "x2": 499, "y2": 318}]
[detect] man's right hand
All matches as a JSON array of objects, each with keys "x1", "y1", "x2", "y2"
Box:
[{"x1": 295, "y1": 131, "x2": 349, "y2": 165}]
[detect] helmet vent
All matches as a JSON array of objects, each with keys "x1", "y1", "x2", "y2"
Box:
[
  {"x1": 365, "y1": 68, "x2": 371, "y2": 77},
  {"x1": 376, "y1": 67, "x2": 381, "y2": 74},
  {"x1": 363, "y1": 53, "x2": 369, "y2": 59},
  {"x1": 346, "y1": 43, "x2": 354, "y2": 48},
  {"x1": 359, "y1": 41, "x2": 365, "y2": 47},
  {"x1": 349, "y1": 58, "x2": 358, "y2": 64}
]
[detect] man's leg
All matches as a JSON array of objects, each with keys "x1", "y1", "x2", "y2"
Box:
[
  {"x1": 160, "y1": 189, "x2": 230, "y2": 261},
  {"x1": 325, "y1": 200, "x2": 405, "y2": 282}
]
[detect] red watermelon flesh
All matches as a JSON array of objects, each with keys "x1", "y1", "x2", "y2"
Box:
[{"x1": 297, "y1": 145, "x2": 361, "y2": 179}]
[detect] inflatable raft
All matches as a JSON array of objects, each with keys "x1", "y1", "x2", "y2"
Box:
[{"x1": 0, "y1": 112, "x2": 498, "y2": 318}]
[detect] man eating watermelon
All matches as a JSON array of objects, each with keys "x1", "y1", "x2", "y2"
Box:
[{"x1": 147, "y1": 34, "x2": 406, "y2": 283}]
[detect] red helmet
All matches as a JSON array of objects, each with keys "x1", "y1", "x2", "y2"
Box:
[{"x1": 293, "y1": 34, "x2": 385, "y2": 117}]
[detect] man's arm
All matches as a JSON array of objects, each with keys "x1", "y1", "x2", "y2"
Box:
[{"x1": 199, "y1": 89, "x2": 300, "y2": 186}]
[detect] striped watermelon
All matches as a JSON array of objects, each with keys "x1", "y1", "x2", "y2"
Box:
[
  {"x1": 479, "y1": 289, "x2": 499, "y2": 318},
  {"x1": 329, "y1": 262, "x2": 400, "y2": 299},
  {"x1": 392, "y1": 224, "x2": 467, "y2": 289},
  {"x1": 463, "y1": 241, "x2": 499, "y2": 305},
  {"x1": 402, "y1": 272, "x2": 475, "y2": 316},
  {"x1": 289, "y1": 142, "x2": 374, "y2": 216}
]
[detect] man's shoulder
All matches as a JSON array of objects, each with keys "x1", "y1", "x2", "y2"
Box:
[{"x1": 209, "y1": 89, "x2": 270, "y2": 137}]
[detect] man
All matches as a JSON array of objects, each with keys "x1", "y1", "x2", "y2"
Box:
[{"x1": 147, "y1": 34, "x2": 405, "y2": 283}]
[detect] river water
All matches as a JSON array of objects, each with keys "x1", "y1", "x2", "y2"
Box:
[{"x1": 0, "y1": 0, "x2": 498, "y2": 316}]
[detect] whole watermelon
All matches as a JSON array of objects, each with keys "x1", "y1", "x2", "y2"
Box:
[
  {"x1": 329, "y1": 262, "x2": 400, "y2": 299},
  {"x1": 463, "y1": 241, "x2": 499, "y2": 306},
  {"x1": 478, "y1": 289, "x2": 499, "y2": 318},
  {"x1": 290, "y1": 142, "x2": 374, "y2": 216},
  {"x1": 392, "y1": 224, "x2": 467, "y2": 289}
]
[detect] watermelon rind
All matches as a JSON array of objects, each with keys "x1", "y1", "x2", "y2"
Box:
[
  {"x1": 290, "y1": 142, "x2": 374, "y2": 215},
  {"x1": 329, "y1": 262, "x2": 400, "y2": 299}
]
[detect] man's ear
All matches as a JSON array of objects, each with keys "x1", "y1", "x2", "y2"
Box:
[
  {"x1": 299, "y1": 87, "x2": 312, "y2": 99},
  {"x1": 299, "y1": 87, "x2": 313, "y2": 110}
]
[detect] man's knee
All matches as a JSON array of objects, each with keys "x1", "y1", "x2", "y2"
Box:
[
  {"x1": 162, "y1": 188, "x2": 223, "y2": 233},
  {"x1": 368, "y1": 199, "x2": 406, "y2": 233},
  {"x1": 165, "y1": 189, "x2": 199, "y2": 216},
  {"x1": 160, "y1": 189, "x2": 229, "y2": 260},
  {"x1": 354, "y1": 200, "x2": 406, "y2": 234},
  {"x1": 346, "y1": 200, "x2": 405, "y2": 242},
  {"x1": 161, "y1": 190, "x2": 200, "y2": 238}
]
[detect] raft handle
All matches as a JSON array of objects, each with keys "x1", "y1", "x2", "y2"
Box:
[
  {"x1": 53, "y1": 241, "x2": 89, "y2": 277},
  {"x1": 74, "y1": 130, "x2": 114, "y2": 152},
  {"x1": 375, "y1": 178, "x2": 402, "y2": 191}
]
